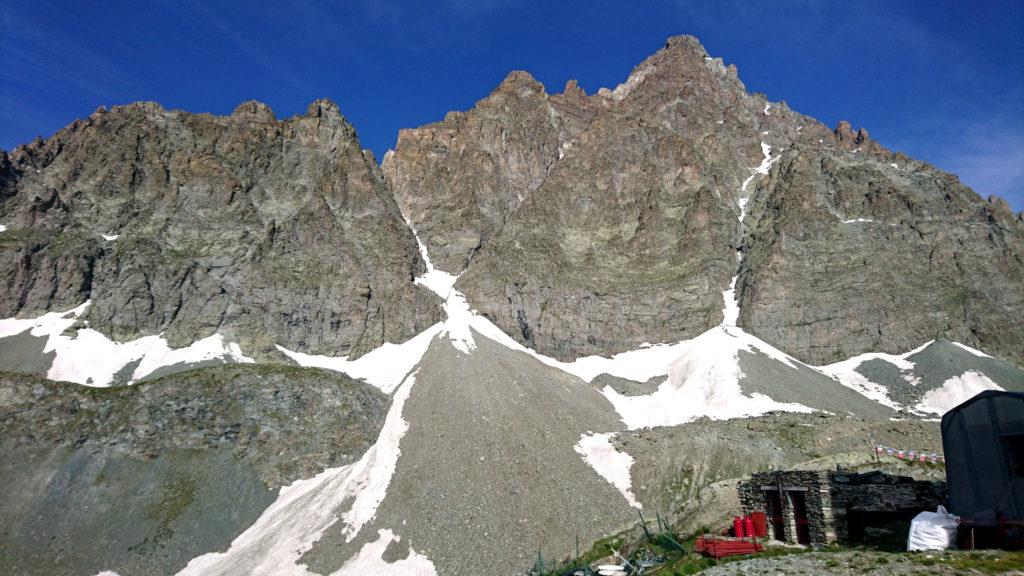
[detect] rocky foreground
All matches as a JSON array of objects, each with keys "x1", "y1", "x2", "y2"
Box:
[
  {"x1": 0, "y1": 365, "x2": 387, "y2": 576},
  {"x1": 700, "y1": 549, "x2": 1024, "y2": 576}
]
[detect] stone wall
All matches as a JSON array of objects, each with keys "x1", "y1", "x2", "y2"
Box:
[
  {"x1": 829, "y1": 470, "x2": 947, "y2": 542},
  {"x1": 738, "y1": 470, "x2": 833, "y2": 546},
  {"x1": 739, "y1": 469, "x2": 946, "y2": 546}
]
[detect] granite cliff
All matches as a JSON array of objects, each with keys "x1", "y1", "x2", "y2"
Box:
[
  {"x1": 0, "y1": 100, "x2": 440, "y2": 363},
  {"x1": 387, "y1": 35, "x2": 1024, "y2": 365}
]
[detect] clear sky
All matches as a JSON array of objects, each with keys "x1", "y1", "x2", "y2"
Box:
[{"x1": 3, "y1": 1, "x2": 1022, "y2": 210}]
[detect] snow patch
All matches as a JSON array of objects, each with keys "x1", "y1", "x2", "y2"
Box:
[
  {"x1": 842, "y1": 218, "x2": 874, "y2": 224},
  {"x1": 178, "y1": 371, "x2": 425, "y2": 575},
  {"x1": 101, "y1": 234, "x2": 119, "y2": 241},
  {"x1": 741, "y1": 142, "x2": 782, "y2": 193},
  {"x1": 889, "y1": 163, "x2": 898, "y2": 169},
  {"x1": 277, "y1": 324, "x2": 442, "y2": 394},
  {"x1": 404, "y1": 217, "x2": 481, "y2": 354},
  {"x1": 950, "y1": 341, "x2": 993, "y2": 358},
  {"x1": 0, "y1": 302, "x2": 252, "y2": 386},
  {"x1": 764, "y1": 103, "x2": 771, "y2": 115},
  {"x1": 916, "y1": 371, "x2": 1002, "y2": 415},
  {"x1": 558, "y1": 141, "x2": 572, "y2": 159},
  {"x1": 574, "y1": 432, "x2": 641, "y2": 509},
  {"x1": 411, "y1": 244, "x2": 458, "y2": 300},
  {"x1": 600, "y1": 323, "x2": 814, "y2": 429},
  {"x1": 0, "y1": 224, "x2": 7, "y2": 233},
  {"x1": 816, "y1": 341, "x2": 933, "y2": 409},
  {"x1": 330, "y1": 529, "x2": 436, "y2": 576}
]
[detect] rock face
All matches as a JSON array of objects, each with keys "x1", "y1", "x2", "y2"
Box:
[
  {"x1": 739, "y1": 144, "x2": 1024, "y2": 364},
  {"x1": 0, "y1": 364, "x2": 388, "y2": 487},
  {"x1": 0, "y1": 100, "x2": 440, "y2": 360},
  {"x1": 388, "y1": 35, "x2": 1024, "y2": 364},
  {"x1": 0, "y1": 364, "x2": 388, "y2": 576},
  {"x1": 388, "y1": 36, "x2": 771, "y2": 359},
  {"x1": 383, "y1": 72, "x2": 600, "y2": 273}
]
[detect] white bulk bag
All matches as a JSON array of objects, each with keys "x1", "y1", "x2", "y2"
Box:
[{"x1": 907, "y1": 505, "x2": 959, "y2": 551}]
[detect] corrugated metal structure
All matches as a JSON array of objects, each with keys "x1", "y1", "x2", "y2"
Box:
[{"x1": 941, "y1": 391, "x2": 1024, "y2": 521}]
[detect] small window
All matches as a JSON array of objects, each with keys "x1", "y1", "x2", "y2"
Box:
[{"x1": 1002, "y1": 434, "x2": 1024, "y2": 478}]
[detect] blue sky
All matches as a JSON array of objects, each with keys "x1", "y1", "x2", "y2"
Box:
[{"x1": 3, "y1": 1, "x2": 1022, "y2": 210}]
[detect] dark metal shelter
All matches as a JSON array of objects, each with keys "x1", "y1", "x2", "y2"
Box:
[{"x1": 941, "y1": 391, "x2": 1024, "y2": 522}]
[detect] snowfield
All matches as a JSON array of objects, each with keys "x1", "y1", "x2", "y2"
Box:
[
  {"x1": 916, "y1": 371, "x2": 1002, "y2": 415},
  {"x1": 330, "y1": 529, "x2": 436, "y2": 576},
  {"x1": 278, "y1": 325, "x2": 442, "y2": 394},
  {"x1": 574, "y1": 432, "x2": 642, "y2": 509},
  {"x1": 816, "y1": 341, "x2": 933, "y2": 410},
  {"x1": 950, "y1": 341, "x2": 993, "y2": 358},
  {"x1": 0, "y1": 301, "x2": 252, "y2": 386}
]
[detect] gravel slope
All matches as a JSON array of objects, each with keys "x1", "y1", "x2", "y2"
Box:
[{"x1": 302, "y1": 332, "x2": 637, "y2": 576}]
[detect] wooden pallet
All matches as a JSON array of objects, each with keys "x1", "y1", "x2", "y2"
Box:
[{"x1": 693, "y1": 535, "x2": 763, "y2": 559}]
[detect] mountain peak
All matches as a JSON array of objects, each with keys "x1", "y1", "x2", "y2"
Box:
[
  {"x1": 562, "y1": 79, "x2": 586, "y2": 98},
  {"x1": 231, "y1": 100, "x2": 276, "y2": 122},
  {"x1": 304, "y1": 98, "x2": 346, "y2": 124},
  {"x1": 834, "y1": 120, "x2": 871, "y2": 148},
  {"x1": 494, "y1": 70, "x2": 545, "y2": 96},
  {"x1": 662, "y1": 34, "x2": 709, "y2": 57}
]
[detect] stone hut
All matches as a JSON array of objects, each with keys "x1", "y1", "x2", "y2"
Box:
[{"x1": 738, "y1": 470, "x2": 946, "y2": 547}]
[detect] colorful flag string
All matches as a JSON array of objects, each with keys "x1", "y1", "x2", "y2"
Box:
[{"x1": 874, "y1": 444, "x2": 944, "y2": 464}]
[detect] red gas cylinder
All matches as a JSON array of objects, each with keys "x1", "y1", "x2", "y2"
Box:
[
  {"x1": 733, "y1": 516, "x2": 745, "y2": 538},
  {"x1": 751, "y1": 512, "x2": 768, "y2": 537},
  {"x1": 744, "y1": 515, "x2": 755, "y2": 539}
]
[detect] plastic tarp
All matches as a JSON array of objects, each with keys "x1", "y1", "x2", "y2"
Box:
[{"x1": 907, "y1": 505, "x2": 959, "y2": 551}]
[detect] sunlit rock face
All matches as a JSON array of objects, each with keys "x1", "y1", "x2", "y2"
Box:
[
  {"x1": 388, "y1": 35, "x2": 1024, "y2": 364},
  {"x1": 0, "y1": 99, "x2": 441, "y2": 362}
]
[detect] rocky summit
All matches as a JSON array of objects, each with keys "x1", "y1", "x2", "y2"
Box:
[
  {"x1": 389, "y1": 36, "x2": 1024, "y2": 364},
  {"x1": 0, "y1": 99, "x2": 440, "y2": 363},
  {"x1": 0, "y1": 34, "x2": 1023, "y2": 576}
]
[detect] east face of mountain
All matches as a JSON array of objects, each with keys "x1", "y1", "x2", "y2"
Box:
[
  {"x1": 0, "y1": 100, "x2": 441, "y2": 361},
  {"x1": 740, "y1": 141, "x2": 1024, "y2": 365},
  {"x1": 387, "y1": 35, "x2": 1024, "y2": 365}
]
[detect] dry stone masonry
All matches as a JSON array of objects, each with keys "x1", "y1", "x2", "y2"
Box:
[{"x1": 739, "y1": 469, "x2": 946, "y2": 546}]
